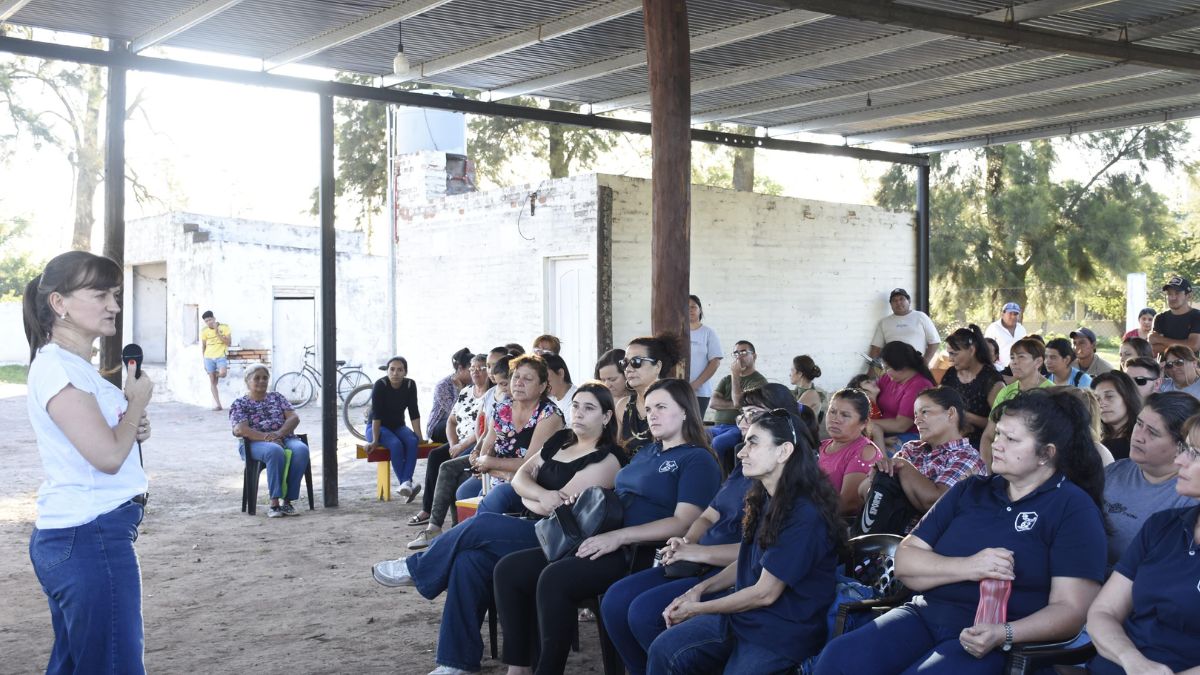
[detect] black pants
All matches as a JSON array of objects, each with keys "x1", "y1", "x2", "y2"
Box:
[
  {"x1": 428, "y1": 418, "x2": 449, "y2": 445},
  {"x1": 493, "y1": 546, "x2": 653, "y2": 675},
  {"x1": 421, "y1": 444, "x2": 451, "y2": 513}
]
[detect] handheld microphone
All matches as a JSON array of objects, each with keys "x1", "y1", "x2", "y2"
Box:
[{"x1": 122, "y1": 343, "x2": 144, "y2": 379}]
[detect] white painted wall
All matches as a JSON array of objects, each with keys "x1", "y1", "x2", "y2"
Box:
[
  {"x1": 602, "y1": 175, "x2": 918, "y2": 395},
  {"x1": 0, "y1": 301, "x2": 27, "y2": 365}
]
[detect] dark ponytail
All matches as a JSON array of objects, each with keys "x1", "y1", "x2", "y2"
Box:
[{"x1": 947, "y1": 324, "x2": 991, "y2": 368}]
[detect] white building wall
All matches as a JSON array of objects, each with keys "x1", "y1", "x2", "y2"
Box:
[
  {"x1": 0, "y1": 301, "x2": 27, "y2": 364},
  {"x1": 602, "y1": 175, "x2": 918, "y2": 394},
  {"x1": 393, "y1": 173, "x2": 601, "y2": 423}
]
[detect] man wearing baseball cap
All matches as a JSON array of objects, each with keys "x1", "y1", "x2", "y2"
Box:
[
  {"x1": 1149, "y1": 275, "x2": 1200, "y2": 356},
  {"x1": 1070, "y1": 327, "x2": 1114, "y2": 376},
  {"x1": 868, "y1": 287, "x2": 940, "y2": 364},
  {"x1": 984, "y1": 302, "x2": 1027, "y2": 369}
]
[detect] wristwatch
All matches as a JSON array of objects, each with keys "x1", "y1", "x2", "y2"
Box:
[{"x1": 1001, "y1": 623, "x2": 1014, "y2": 652}]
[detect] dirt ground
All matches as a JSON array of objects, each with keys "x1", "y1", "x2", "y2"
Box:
[{"x1": 0, "y1": 384, "x2": 607, "y2": 675}]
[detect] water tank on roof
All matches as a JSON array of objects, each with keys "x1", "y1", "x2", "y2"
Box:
[{"x1": 392, "y1": 90, "x2": 467, "y2": 156}]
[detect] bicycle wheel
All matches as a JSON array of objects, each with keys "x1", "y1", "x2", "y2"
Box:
[
  {"x1": 274, "y1": 371, "x2": 315, "y2": 408},
  {"x1": 337, "y1": 369, "x2": 371, "y2": 403},
  {"x1": 342, "y1": 383, "x2": 374, "y2": 441}
]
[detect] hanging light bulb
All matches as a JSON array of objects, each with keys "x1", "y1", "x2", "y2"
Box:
[{"x1": 392, "y1": 21, "x2": 410, "y2": 77}]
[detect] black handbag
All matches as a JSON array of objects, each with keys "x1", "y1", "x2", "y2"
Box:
[
  {"x1": 662, "y1": 560, "x2": 710, "y2": 579},
  {"x1": 535, "y1": 486, "x2": 625, "y2": 561}
]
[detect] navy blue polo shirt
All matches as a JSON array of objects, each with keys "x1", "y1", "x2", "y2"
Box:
[
  {"x1": 728, "y1": 496, "x2": 837, "y2": 663},
  {"x1": 614, "y1": 441, "x2": 722, "y2": 527},
  {"x1": 1106, "y1": 505, "x2": 1200, "y2": 672},
  {"x1": 698, "y1": 465, "x2": 752, "y2": 546},
  {"x1": 911, "y1": 473, "x2": 1106, "y2": 627}
]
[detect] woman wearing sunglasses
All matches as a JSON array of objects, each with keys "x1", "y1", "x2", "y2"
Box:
[
  {"x1": 616, "y1": 334, "x2": 683, "y2": 457},
  {"x1": 647, "y1": 410, "x2": 844, "y2": 674},
  {"x1": 1157, "y1": 345, "x2": 1200, "y2": 399}
]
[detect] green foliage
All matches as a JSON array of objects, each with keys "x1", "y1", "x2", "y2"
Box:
[
  {"x1": 309, "y1": 73, "x2": 387, "y2": 229},
  {"x1": 0, "y1": 218, "x2": 44, "y2": 299},
  {"x1": 876, "y1": 124, "x2": 1191, "y2": 329},
  {"x1": 0, "y1": 364, "x2": 29, "y2": 384}
]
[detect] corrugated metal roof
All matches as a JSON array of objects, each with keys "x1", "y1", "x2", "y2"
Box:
[{"x1": 5, "y1": 0, "x2": 1200, "y2": 153}]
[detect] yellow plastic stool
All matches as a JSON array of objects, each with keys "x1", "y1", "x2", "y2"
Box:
[{"x1": 376, "y1": 462, "x2": 391, "y2": 501}]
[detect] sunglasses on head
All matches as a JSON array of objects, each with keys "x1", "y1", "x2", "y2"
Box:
[
  {"x1": 742, "y1": 408, "x2": 797, "y2": 445},
  {"x1": 618, "y1": 356, "x2": 659, "y2": 370}
]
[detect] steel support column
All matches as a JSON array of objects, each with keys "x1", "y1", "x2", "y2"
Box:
[
  {"x1": 319, "y1": 94, "x2": 338, "y2": 507},
  {"x1": 101, "y1": 44, "x2": 127, "y2": 386},
  {"x1": 916, "y1": 163, "x2": 931, "y2": 313}
]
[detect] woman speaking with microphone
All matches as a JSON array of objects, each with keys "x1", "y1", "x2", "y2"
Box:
[{"x1": 22, "y1": 251, "x2": 155, "y2": 674}]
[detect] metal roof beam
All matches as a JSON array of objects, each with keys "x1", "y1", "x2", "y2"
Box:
[
  {"x1": 800, "y1": 64, "x2": 1157, "y2": 133},
  {"x1": 383, "y1": 0, "x2": 641, "y2": 87},
  {"x1": 776, "y1": 0, "x2": 1200, "y2": 75},
  {"x1": 262, "y1": 0, "x2": 452, "y2": 71},
  {"x1": 851, "y1": 80, "x2": 1200, "y2": 143},
  {"x1": 129, "y1": 0, "x2": 245, "y2": 54},
  {"x1": 913, "y1": 103, "x2": 1200, "y2": 152},
  {"x1": 0, "y1": 0, "x2": 34, "y2": 23},
  {"x1": 486, "y1": 8, "x2": 826, "y2": 100},
  {"x1": 603, "y1": 0, "x2": 1114, "y2": 115},
  {"x1": 0, "y1": 33, "x2": 928, "y2": 166},
  {"x1": 723, "y1": 9, "x2": 1198, "y2": 130}
]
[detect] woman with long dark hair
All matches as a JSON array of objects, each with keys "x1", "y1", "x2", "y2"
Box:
[
  {"x1": 819, "y1": 388, "x2": 883, "y2": 516},
  {"x1": 595, "y1": 348, "x2": 628, "y2": 402},
  {"x1": 23, "y1": 252, "x2": 155, "y2": 673},
  {"x1": 940, "y1": 325, "x2": 1004, "y2": 448},
  {"x1": 365, "y1": 355, "x2": 424, "y2": 502},
  {"x1": 818, "y1": 388, "x2": 1108, "y2": 674},
  {"x1": 617, "y1": 334, "x2": 683, "y2": 457},
  {"x1": 371, "y1": 383, "x2": 624, "y2": 675},
  {"x1": 1090, "y1": 371, "x2": 1141, "y2": 461},
  {"x1": 647, "y1": 411, "x2": 844, "y2": 674},
  {"x1": 870, "y1": 341, "x2": 936, "y2": 447},
  {"x1": 494, "y1": 379, "x2": 722, "y2": 675}
]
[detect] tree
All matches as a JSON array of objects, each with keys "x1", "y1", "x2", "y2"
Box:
[
  {"x1": 876, "y1": 124, "x2": 1189, "y2": 328},
  {"x1": 0, "y1": 28, "x2": 152, "y2": 251},
  {"x1": 0, "y1": 218, "x2": 44, "y2": 299},
  {"x1": 309, "y1": 73, "x2": 388, "y2": 233}
]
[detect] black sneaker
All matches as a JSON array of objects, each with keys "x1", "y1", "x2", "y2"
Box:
[
  {"x1": 267, "y1": 506, "x2": 284, "y2": 518},
  {"x1": 281, "y1": 502, "x2": 298, "y2": 516}
]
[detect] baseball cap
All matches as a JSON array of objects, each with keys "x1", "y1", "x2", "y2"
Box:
[
  {"x1": 889, "y1": 288, "x2": 910, "y2": 300},
  {"x1": 1162, "y1": 276, "x2": 1193, "y2": 293},
  {"x1": 1002, "y1": 302, "x2": 1021, "y2": 314},
  {"x1": 1069, "y1": 328, "x2": 1097, "y2": 344}
]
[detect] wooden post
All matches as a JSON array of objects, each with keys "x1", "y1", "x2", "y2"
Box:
[
  {"x1": 319, "y1": 94, "x2": 338, "y2": 507},
  {"x1": 643, "y1": 0, "x2": 691, "y2": 367},
  {"x1": 101, "y1": 44, "x2": 127, "y2": 386}
]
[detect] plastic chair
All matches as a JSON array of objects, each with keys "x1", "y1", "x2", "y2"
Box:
[
  {"x1": 1003, "y1": 632, "x2": 1094, "y2": 675},
  {"x1": 832, "y1": 533, "x2": 910, "y2": 637},
  {"x1": 241, "y1": 433, "x2": 315, "y2": 515}
]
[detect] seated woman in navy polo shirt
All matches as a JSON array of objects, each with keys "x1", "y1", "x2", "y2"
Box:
[
  {"x1": 493, "y1": 378, "x2": 722, "y2": 675},
  {"x1": 1087, "y1": 413, "x2": 1200, "y2": 675},
  {"x1": 817, "y1": 388, "x2": 1108, "y2": 674},
  {"x1": 646, "y1": 411, "x2": 844, "y2": 674}
]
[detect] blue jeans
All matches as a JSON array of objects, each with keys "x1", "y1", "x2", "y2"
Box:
[
  {"x1": 366, "y1": 424, "x2": 419, "y2": 484},
  {"x1": 29, "y1": 500, "x2": 146, "y2": 675},
  {"x1": 243, "y1": 437, "x2": 310, "y2": 501},
  {"x1": 602, "y1": 566, "x2": 724, "y2": 675},
  {"x1": 477, "y1": 482, "x2": 524, "y2": 515},
  {"x1": 647, "y1": 614, "x2": 797, "y2": 675},
  {"x1": 710, "y1": 424, "x2": 742, "y2": 470},
  {"x1": 815, "y1": 603, "x2": 1003, "y2": 674},
  {"x1": 456, "y1": 476, "x2": 482, "y2": 501},
  {"x1": 406, "y1": 512, "x2": 541, "y2": 671}
]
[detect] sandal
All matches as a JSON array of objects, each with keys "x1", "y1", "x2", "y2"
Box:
[{"x1": 407, "y1": 513, "x2": 430, "y2": 526}]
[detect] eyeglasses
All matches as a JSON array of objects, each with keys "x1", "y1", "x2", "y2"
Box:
[
  {"x1": 1162, "y1": 359, "x2": 1190, "y2": 369},
  {"x1": 533, "y1": 348, "x2": 553, "y2": 356},
  {"x1": 1131, "y1": 376, "x2": 1154, "y2": 386},
  {"x1": 1177, "y1": 443, "x2": 1200, "y2": 462},
  {"x1": 468, "y1": 366, "x2": 486, "y2": 374},
  {"x1": 732, "y1": 349, "x2": 755, "y2": 357},
  {"x1": 618, "y1": 356, "x2": 659, "y2": 370},
  {"x1": 736, "y1": 408, "x2": 767, "y2": 425}
]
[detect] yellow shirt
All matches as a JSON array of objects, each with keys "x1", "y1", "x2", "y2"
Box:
[{"x1": 201, "y1": 324, "x2": 231, "y2": 358}]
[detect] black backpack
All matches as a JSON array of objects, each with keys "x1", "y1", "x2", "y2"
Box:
[{"x1": 854, "y1": 471, "x2": 921, "y2": 537}]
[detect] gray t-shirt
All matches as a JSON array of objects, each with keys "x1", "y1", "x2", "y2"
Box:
[
  {"x1": 1158, "y1": 377, "x2": 1200, "y2": 400},
  {"x1": 689, "y1": 324, "x2": 723, "y2": 397},
  {"x1": 1102, "y1": 459, "x2": 1197, "y2": 567}
]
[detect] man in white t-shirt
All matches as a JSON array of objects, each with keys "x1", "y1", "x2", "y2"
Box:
[
  {"x1": 984, "y1": 302, "x2": 1028, "y2": 369},
  {"x1": 869, "y1": 288, "x2": 940, "y2": 364}
]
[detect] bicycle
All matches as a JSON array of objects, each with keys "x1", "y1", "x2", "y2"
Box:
[
  {"x1": 273, "y1": 345, "x2": 371, "y2": 408},
  {"x1": 342, "y1": 383, "x2": 375, "y2": 441}
]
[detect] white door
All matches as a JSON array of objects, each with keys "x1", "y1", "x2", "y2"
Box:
[
  {"x1": 272, "y1": 297, "x2": 315, "y2": 375},
  {"x1": 545, "y1": 257, "x2": 593, "y2": 385},
  {"x1": 132, "y1": 263, "x2": 167, "y2": 363}
]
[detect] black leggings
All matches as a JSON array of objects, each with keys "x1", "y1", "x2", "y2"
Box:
[
  {"x1": 421, "y1": 444, "x2": 451, "y2": 513},
  {"x1": 493, "y1": 546, "x2": 654, "y2": 675}
]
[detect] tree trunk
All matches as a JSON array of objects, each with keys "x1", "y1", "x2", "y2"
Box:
[
  {"x1": 982, "y1": 146, "x2": 1027, "y2": 313},
  {"x1": 72, "y1": 62, "x2": 105, "y2": 252},
  {"x1": 732, "y1": 124, "x2": 755, "y2": 192},
  {"x1": 547, "y1": 101, "x2": 571, "y2": 179}
]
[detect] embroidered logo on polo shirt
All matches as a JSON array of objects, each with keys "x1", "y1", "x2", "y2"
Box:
[
  {"x1": 1014, "y1": 512, "x2": 1038, "y2": 532},
  {"x1": 658, "y1": 460, "x2": 678, "y2": 473}
]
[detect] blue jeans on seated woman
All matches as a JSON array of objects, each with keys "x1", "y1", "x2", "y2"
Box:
[
  {"x1": 646, "y1": 613, "x2": 797, "y2": 675},
  {"x1": 366, "y1": 424, "x2": 418, "y2": 484},
  {"x1": 243, "y1": 436, "x2": 310, "y2": 501},
  {"x1": 405, "y1": 512, "x2": 541, "y2": 672},
  {"x1": 29, "y1": 500, "x2": 146, "y2": 675},
  {"x1": 814, "y1": 602, "x2": 1004, "y2": 675},
  {"x1": 477, "y1": 482, "x2": 525, "y2": 515},
  {"x1": 601, "y1": 566, "x2": 727, "y2": 675}
]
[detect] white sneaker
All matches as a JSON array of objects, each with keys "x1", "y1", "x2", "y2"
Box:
[
  {"x1": 371, "y1": 557, "x2": 414, "y2": 587},
  {"x1": 398, "y1": 481, "x2": 415, "y2": 501},
  {"x1": 407, "y1": 527, "x2": 440, "y2": 550},
  {"x1": 428, "y1": 666, "x2": 479, "y2": 675}
]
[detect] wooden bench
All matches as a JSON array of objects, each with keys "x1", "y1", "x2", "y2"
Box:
[{"x1": 356, "y1": 441, "x2": 441, "y2": 501}]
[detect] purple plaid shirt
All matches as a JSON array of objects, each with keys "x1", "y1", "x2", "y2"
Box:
[{"x1": 896, "y1": 437, "x2": 988, "y2": 488}]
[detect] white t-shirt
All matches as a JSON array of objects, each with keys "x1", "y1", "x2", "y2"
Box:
[
  {"x1": 870, "y1": 310, "x2": 940, "y2": 354},
  {"x1": 984, "y1": 320, "x2": 1028, "y2": 369},
  {"x1": 551, "y1": 384, "x2": 579, "y2": 425},
  {"x1": 689, "y1": 324, "x2": 723, "y2": 397},
  {"x1": 27, "y1": 344, "x2": 147, "y2": 529}
]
